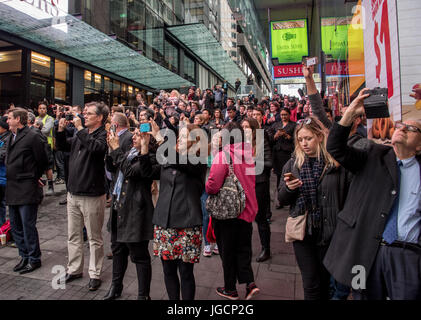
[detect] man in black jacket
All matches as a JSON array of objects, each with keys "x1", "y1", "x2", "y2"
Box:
[
  {"x1": 325, "y1": 89, "x2": 421, "y2": 300},
  {"x1": 56, "y1": 101, "x2": 109, "y2": 291},
  {"x1": 6, "y1": 108, "x2": 48, "y2": 274}
]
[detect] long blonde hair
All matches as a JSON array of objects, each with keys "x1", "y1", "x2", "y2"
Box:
[{"x1": 293, "y1": 116, "x2": 337, "y2": 169}]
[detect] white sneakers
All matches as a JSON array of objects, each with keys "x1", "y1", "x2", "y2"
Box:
[
  {"x1": 203, "y1": 244, "x2": 219, "y2": 257},
  {"x1": 203, "y1": 245, "x2": 212, "y2": 257}
]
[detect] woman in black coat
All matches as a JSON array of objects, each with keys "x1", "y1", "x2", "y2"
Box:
[
  {"x1": 141, "y1": 122, "x2": 208, "y2": 300},
  {"x1": 104, "y1": 129, "x2": 155, "y2": 300},
  {"x1": 269, "y1": 108, "x2": 296, "y2": 198},
  {"x1": 278, "y1": 116, "x2": 351, "y2": 300}
]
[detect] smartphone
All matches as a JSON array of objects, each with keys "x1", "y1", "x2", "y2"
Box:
[
  {"x1": 304, "y1": 57, "x2": 318, "y2": 67},
  {"x1": 110, "y1": 124, "x2": 117, "y2": 134},
  {"x1": 284, "y1": 172, "x2": 298, "y2": 181},
  {"x1": 140, "y1": 123, "x2": 151, "y2": 133}
]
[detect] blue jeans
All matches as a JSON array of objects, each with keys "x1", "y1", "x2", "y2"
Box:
[
  {"x1": 330, "y1": 276, "x2": 350, "y2": 300},
  {"x1": 8, "y1": 205, "x2": 41, "y2": 263},
  {"x1": 0, "y1": 185, "x2": 6, "y2": 226},
  {"x1": 201, "y1": 192, "x2": 210, "y2": 246}
]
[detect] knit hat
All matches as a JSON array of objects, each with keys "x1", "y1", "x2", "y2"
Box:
[{"x1": 0, "y1": 116, "x2": 8, "y2": 130}]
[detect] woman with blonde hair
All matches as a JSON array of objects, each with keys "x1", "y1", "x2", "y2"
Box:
[{"x1": 278, "y1": 116, "x2": 351, "y2": 300}]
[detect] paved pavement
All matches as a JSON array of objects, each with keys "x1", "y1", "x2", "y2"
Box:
[{"x1": 0, "y1": 176, "x2": 303, "y2": 300}]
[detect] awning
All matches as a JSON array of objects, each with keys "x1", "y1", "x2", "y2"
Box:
[
  {"x1": 167, "y1": 23, "x2": 247, "y2": 87},
  {"x1": 0, "y1": 3, "x2": 194, "y2": 90}
]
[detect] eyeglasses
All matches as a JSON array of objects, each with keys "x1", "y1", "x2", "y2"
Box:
[
  {"x1": 394, "y1": 121, "x2": 421, "y2": 134},
  {"x1": 84, "y1": 112, "x2": 97, "y2": 117},
  {"x1": 297, "y1": 118, "x2": 312, "y2": 125}
]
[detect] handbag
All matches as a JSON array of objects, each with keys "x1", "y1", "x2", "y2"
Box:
[
  {"x1": 206, "y1": 153, "x2": 246, "y2": 220},
  {"x1": 285, "y1": 212, "x2": 308, "y2": 243},
  {"x1": 284, "y1": 165, "x2": 328, "y2": 243}
]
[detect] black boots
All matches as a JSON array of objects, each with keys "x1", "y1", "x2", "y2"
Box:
[
  {"x1": 103, "y1": 284, "x2": 123, "y2": 300},
  {"x1": 256, "y1": 248, "x2": 271, "y2": 263}
]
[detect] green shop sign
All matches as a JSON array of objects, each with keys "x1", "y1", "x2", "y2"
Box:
[
  {"x1": 321, "y1": 17, "x2": 351, "y2": 61},
  {"x1": 271, "y1": 19, "x2": 308, "y2": 64}
]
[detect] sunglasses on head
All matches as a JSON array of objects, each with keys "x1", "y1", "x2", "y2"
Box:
[{"x1": 297, "y1": 118, "x2": 312, "y2": 125}]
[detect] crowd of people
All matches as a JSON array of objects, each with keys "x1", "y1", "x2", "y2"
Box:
[{"x1": 0, "y1": 63, "x2": 420, "y2": 301}]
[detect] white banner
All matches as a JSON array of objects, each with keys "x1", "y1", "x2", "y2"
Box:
[
  {"x1": 363, "y1": 0, "x2": 401, "y2": 122},
  {"x1": 1, "y1": 0, "x2": 68, "y2": 19}
]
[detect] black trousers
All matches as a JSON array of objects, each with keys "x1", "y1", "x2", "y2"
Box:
[
  {"x1": 111, "y1": 239, "x2": 152, "y2": 297},
  {"x1": 353, "y1": 244, "x2": 421, "y2": 300},
  {"x1": 54, "y1": 150, "x2": 65, "y2": 180},
  {"x1": 213, "y1": 218, "x2": 254, "y2": 291},
  {"x1": 293, "y1": 234, "x2": 330, "y2": 300},
  {"x1": 255, "y1": 180, "x2": 271, "y2": 250},
  {"x1": 161, "y1": 259, "x2": 196, "y2": 300}
]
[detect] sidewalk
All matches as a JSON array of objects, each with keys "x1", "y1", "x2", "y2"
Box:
[{"x1": 0, "y1": 176, "x2": 303, "y2": 300}]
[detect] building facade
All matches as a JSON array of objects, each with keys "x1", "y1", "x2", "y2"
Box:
[{"x1": 0, "y1": 0, "x2": 271, "y2": 111}]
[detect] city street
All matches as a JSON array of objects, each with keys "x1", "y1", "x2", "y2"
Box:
[{"x1": 0, "y1": 177, "x2": 304, "y2": 300}]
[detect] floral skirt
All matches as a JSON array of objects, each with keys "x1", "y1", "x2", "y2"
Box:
[{"x1": 153, "y1": 225, "x2": 202, "y2": 263}]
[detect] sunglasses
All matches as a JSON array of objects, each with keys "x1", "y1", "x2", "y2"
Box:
[
  {"x1": 297, "y1": 118, "x2": 312, "y2": 125},
  {"x1": 394, "y1": 121, "x2": 421, "y2": 134}
]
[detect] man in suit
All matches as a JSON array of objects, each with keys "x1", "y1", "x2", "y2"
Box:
[
  {"x1": 325, "y1": 88, "x2": 421, "y2": 300},
  {"x1": 6, "y1": 108, "x2": 48, "y2": 274}
]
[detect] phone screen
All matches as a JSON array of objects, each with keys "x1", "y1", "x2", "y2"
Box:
[{"x1": 140, "y1": 123, "x2": 151, "y2": 133}]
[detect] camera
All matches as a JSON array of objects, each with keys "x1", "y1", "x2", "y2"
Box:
[
  {"x1": 363, "y1": 87, "x2": 390, "y2": 119},
  {"x1": 65, "y1": 114, "x2": 74, "y2": 121},
  {"x1": 303, "y1": 56, "x2": 318, "y2": 67}
]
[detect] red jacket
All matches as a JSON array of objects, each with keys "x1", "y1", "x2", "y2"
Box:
[{"x1": 206, "y1": 143, "x2": 258, "y2": 223}]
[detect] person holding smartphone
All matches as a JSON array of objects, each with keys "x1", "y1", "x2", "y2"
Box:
[
  {"x1": 278, "y1": 116, "x2": 351, "y2": 300},
  {"x1": 268, "y1": 108, "x2": 296, "y2": 209}
]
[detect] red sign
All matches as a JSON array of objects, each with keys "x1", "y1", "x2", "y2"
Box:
[
  {"x1": 326, "y1": 62, "x2": 349, "y2": 75},
  {"x1": 274, "y1": 64, "x2": 303, "y2": 78}
]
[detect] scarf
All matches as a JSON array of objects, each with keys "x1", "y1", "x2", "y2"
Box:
[
  {"x1": 113, "y1": 148, "x2": 139, "y2": 201},
  {"x1": 296, "y1": 156, "x2": 325, "y2": 235}
]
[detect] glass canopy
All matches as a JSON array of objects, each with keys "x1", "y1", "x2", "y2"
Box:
[
  {"x1": 0, "y1": 3, "x2": 194, "y2": 90},
  {"x1": 167, "y1": 23, "x2": 247, "y2": 87}
]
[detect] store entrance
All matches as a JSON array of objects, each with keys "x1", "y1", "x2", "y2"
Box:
[{"x1": 30, "y1": 76, "x2": 52, "y2": 110}]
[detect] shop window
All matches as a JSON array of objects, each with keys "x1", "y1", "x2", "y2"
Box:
[
  {"x1": 55, "y1": 59, "x2": 68, "y2": 81},
  {"x1": 104, "y1": 77, "x2": 112, "y2": 93},
  {"x1": 54, "y1": 81, "x2": 66, "y2": 101},
  {"x1": 94, "y1": 73, "x2": 102, "y2": 90},
  {"x1": 184, "y1": 55, "x2": 195, "y2": 83},
  {"x1": 0, "y1": 50, "x2": 22, "y2": 73},
  {"x1": 164, "y1": 40, "x2": 178, "y2": 73},
  {"x1": 113, "y1": 80, "x2": 121, "y2": 97},
  {"x1": 31, "y1": 52, "x2": 51, "y2": 77},
  {"x1": 84, "y1": 70, "x2": 93, "y2": 88}
]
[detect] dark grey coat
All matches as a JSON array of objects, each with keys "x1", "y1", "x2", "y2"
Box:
[
  {"x1": 324, "y1": 122, "x2": 421, "y2": 287},
  {"x1": 146, "y1": 154, "x2": 207, "y2": 229},
  {"x1": 108, "y1": 149, "x2": 155, "y2": 243},
  {"x1": 6, "y1": 126, "x2": 48, "y2": 205},
  {"x1": 278, "y1": 156, "x2": 351, "y2": 246}
]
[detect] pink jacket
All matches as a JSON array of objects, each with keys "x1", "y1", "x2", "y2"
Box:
[{"x1": 206, "y1": 143, "x2": 258, "y2": 223}]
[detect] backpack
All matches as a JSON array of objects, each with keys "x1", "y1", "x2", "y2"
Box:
[
  {"x1": 206, "y1": 152, "x2": 246, "y2": 220},
  {"x1": 0, "y1": 220, "x2": 12, "y2": 243}
]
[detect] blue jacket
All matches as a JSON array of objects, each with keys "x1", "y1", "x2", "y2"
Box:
[{"x1": 0, "y1": 131, "x2": 10, "y2": 186}]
